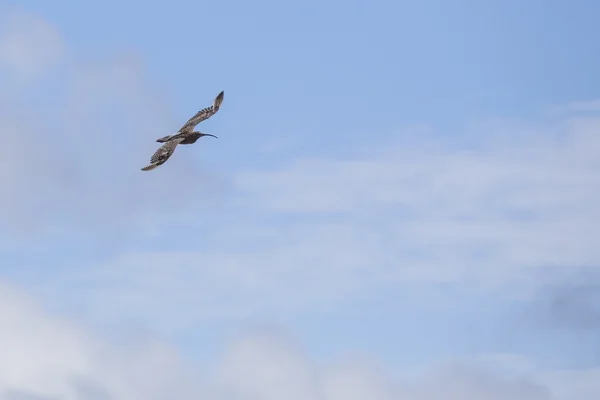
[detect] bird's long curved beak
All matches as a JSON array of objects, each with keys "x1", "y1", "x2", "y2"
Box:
[{"x1": 203, "y1": 134, "x2": 218, "y2": 139}]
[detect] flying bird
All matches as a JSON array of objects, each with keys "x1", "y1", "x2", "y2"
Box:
[{"x1": 141, "y1": 90, "x2": 224, "y2": 171}]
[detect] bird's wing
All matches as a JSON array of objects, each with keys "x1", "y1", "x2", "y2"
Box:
[
  {"x1": 177, "y1": 91, "x2": 224, "y2": 133},
  {"x1": 141, "y1": 138, "x2": 184, "y2": 171}
]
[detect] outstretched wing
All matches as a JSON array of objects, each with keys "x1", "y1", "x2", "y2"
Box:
[
  {"x1": 177, "y1": 90, "x2": 224, "y2": 133},
  {"x1": 141, "y1": 138, "x2": 184, "y2": 171}
]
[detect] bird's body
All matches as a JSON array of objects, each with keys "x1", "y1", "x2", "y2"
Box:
[
  {"x1": 141, "y1": 90, "x2": 224, "y2": 171},
  {"x1": 156, "y1": 130, "x2": 217, "y2": 145}
]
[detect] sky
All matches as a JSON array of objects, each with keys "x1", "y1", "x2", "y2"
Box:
[{"x1": 1, "y1": 0, "x2": 600, "y2": 399}]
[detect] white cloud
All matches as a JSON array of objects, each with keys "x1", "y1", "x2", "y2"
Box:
[
  {"x1": 234, "y1": 113, "x2": 600, "y2": 287},
  {"x1": 8, "y1": 103, "x2": 598, "y2": 331},
  {"x1": 0, "y1": 280, "x2": 598, "y2": 400},
  {"x1": 26, "y1": 110, "x2": 600, "y2": 325},
  {"x1": 216, "y1": 331, "x2": 321, "y2": 400},
  {"x1": 0, "y1": 282, "x2": 207, "y2": 400},
  {"x1": 0, "y1": 7, "x2": 65, "y2": 82}
]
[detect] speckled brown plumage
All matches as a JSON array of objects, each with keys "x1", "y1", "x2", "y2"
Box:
[{"x1": 141, "y1": 91, "x2": 223, "y2": 171}]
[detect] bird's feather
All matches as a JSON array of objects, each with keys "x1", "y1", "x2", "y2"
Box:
[
  {"x1": 141, "y1": 138, "x2": 184, "y2": 171},
  {"x1": 177, "y1": 91, "x2": 224, "y2": 133}
]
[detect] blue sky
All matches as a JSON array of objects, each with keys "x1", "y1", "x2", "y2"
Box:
[{"x1": 1, "y1": 0, "x2": 600, "y2": 399}]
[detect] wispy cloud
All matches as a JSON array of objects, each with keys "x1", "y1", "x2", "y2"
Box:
[
  {"x1": 234, "y1": 114, "x2": 600, "y2": 286},
  {"x1": 0, "y1": 281, "x2": 598, "y2": 400},
  {"x1": 0, "y1": 8, "x2": 226, "y2": 239},
  {"x1": 0, "y1": 281, "x2": 209, "y2": 400},
  {"x1": 9, "y1": 104, "x2": 598, "y2": 336},
  {"x1": 0, "y1": 7, "x2": 65, "y2": 82}
]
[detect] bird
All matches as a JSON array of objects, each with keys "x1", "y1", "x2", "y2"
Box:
[{"x1": 141, "y1": 90, "x2": 224, "y2": 171}]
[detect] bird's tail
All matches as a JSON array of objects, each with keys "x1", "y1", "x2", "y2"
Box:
[
  {"x1": 156, "y1": 135, "x2": 172, "y2": 143},
  {"x1": 141, "y1": 163, "x2": 159, "y2": 171}
]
